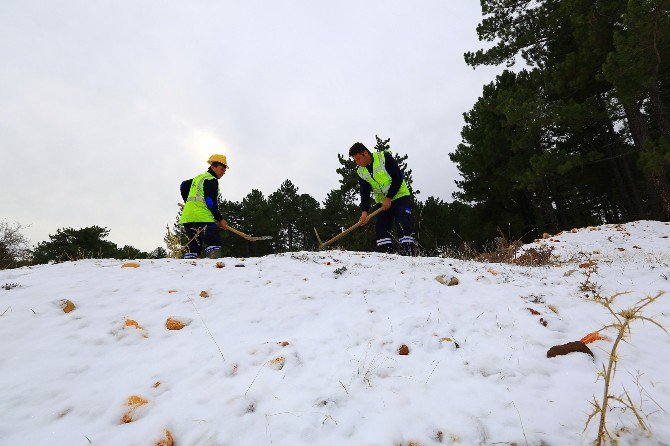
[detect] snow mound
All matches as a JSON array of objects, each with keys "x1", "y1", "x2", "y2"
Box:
[
  {"x1": 1, "y1": 221, "x2": 669, "y2": 445},
  {"x1": 523, "y1": 220, "x2": 670, "y2": 262}
]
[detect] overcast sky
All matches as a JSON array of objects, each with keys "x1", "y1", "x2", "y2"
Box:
[{"x1": 0, "y1": 1, "x2": 500, "y2": 251}]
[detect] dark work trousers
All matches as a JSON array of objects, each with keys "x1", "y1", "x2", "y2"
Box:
[
  {"x1": 375, "y1": 196, "x2": 417, "y2": 255},
  {"x1": 182, "y1": 222, "x2": 221, "y2": 259}
]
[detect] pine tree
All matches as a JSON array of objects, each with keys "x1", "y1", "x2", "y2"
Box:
[
  {"x1": 268, "y1": 180, "x2": 302, "y2": 252},
  {"x1": 464, "y1": 0, "x2": 670, "y2": 219},
  {"x1": 33, "y1": 226, "x2": 131, "y2": 263},
  {"x1": 238, "y1": 189, "x2": 275, "y2": 257}
]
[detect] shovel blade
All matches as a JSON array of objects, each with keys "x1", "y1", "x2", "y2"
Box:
[{"x1": 250, "y1": 235, "x2": 273, "y2": 241}]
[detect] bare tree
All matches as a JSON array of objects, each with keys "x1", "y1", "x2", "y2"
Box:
[{"x1": 0, "y1": 220, "x2": 32, "y2": 269}]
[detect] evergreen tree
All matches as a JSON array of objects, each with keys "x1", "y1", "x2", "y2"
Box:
[
  {"x1": 32, "y1": 226, "x2": 142, "y2": 263},
  {"x1": 238, "y1": 189, "x2": 275, "y2": 257},
  {"x1": 295, "y1": 193, "x2": 322, "y2": 251},
  {"x1": 117, "y1": 245, "x2": 150, "y2": 259},
  {"x1": 319, "y1": 187, "x2": 373, "y2": 251},
  {"x1": 464, "y1": 0, "x2": 670, "y2": 219},
  {"x1": 149, "y1": 247, "x2": 167, "y2": 259},
  {"x1": 268, "y1": 180, "x2": 302, "y2": 252},
  {"x1": 218, "y1": 198, "x2": 245, "y2": 256}
]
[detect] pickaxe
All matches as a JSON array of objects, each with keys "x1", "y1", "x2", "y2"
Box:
[{"x1": 314, "y1": 207, "x2": 384, "y2": 249}]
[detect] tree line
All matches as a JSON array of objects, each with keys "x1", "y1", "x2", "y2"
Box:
[{"x1": 0, "y1": 222, "x2": 165, "y2": 269}]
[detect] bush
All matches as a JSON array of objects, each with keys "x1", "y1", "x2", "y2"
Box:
[
  {"x1": 32, "y1": 226, "x2": 150, "y2": 264},
  {"x1": 0, "y1": 220, "x2": 31, "y2": 269}
]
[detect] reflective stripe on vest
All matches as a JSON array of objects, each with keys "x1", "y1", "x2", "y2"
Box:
[
  {"x1": 179, "y1": 172, "x2": 218, "y2": 224},
  {"x1": 357, "y1": 151, "x2": 410, "y2": 203},
  {"x1": 186, "y1": 174, "x2": 210, "y2": 204}
]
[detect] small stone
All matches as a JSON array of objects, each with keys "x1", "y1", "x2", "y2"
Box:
[
  {"x1": 278, "y1": 341, "x2": 289, "y2": 347},
  {"x1": 235, "y1": 264, "x2": 245, "y2": 267},
  {"x1": 526, "y1": 307, "x2": 540, "y2": 316},
  {"x1": 215, "y1": 261, "x2": 225, "y2": 268},
  {"x1": 153, "y1": 381, "x2": 161, "y2": 388},
  {"x1": 60, "y1": 299, "x2": 76, "y2": 313},
  {"x1": 398, "y1": 344, "x2": 410, "y2": 355},
  {"x1": 448, "y1": 276, "x2": 459, "y2": 286},
  {"x1": 199, "y1": 290, "x2": 209, "y2": 298}
]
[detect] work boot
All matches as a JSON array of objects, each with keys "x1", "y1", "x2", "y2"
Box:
[{"x1": 207, "y1": 248, "x2": 221, "y2": 259}]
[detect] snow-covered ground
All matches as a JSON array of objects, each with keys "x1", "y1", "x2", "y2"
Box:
[{"x1": 1, "y1": 221, "x2": 669, "y2": 446}]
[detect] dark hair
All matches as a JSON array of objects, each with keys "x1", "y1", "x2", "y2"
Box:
[
  {"x1": 211, "y1": 161, "x2": 225, "y2": 168},
  {"x1": 349, "y1": 142, "x2": 370, "y2": 157}
]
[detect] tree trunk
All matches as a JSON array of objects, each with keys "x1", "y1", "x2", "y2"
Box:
[
  {"x1": 599, "y1": 96, "x2": 642, "y2": 219},
  {"x1": 549, "y1": 179, "x2": 569, "y2": 228},
  {"x1": 622, "y1": 100, "x2": 670, "y2": 219},
  {"x1": 649, "y1": 80, "x2": 670, "y2": 143},
  {"x1": 623, "y1": 100, "x2": 650, "y2": 150},
  {"x1": 537, "y1": 181, "x2": 560, "y2": 232},
  {"x1": 517, "y1": 190, "x2": 538, "y2": 240},
  {"x1": 649, "y1": 5, "x2": 670, "y2": 143}
]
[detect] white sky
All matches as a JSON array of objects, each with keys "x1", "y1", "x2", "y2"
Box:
[{"x1": 0, "y1": 1, "x2": 500, "y2": 251}]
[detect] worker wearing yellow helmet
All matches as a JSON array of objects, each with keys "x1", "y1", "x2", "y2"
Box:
[{"x1": 179, "y1": 154, "x2": 230, "y2": 259}]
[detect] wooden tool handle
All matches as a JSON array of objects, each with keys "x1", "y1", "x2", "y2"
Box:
[
  {"x1": 226, "y1": 226, "x2": 253, "y2": 241},
  {"x1": 320, "y1": 207, "x2": 384, "y2": 248}
]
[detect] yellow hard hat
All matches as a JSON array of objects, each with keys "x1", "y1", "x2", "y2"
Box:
[{"x1": 207, "y1": 154, "x2": 229, "y2": 168}]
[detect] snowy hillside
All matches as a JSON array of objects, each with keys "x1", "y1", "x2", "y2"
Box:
[{"x1": 1, "y1": 221, "x2": 669, "y2": 446}]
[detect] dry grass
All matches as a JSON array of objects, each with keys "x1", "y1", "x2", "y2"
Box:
[
  {"x1": 474, "y1": 236, "x2": 555, "y2": 267},
  {"x1": 164, "y1": 225, "x2": 185, "y2": 259},
  {"x1": 584, "y1": 291, "x2": 667, "y2": 445}
]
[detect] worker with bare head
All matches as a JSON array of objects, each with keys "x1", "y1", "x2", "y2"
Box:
[
  {"x1": 179, "y1": 154, "x2": 230, "y2": 259},
  {"x1": 349, "y1": 142, "x2": 417, "y2": 255}
]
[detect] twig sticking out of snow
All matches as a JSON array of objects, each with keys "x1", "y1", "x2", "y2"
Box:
[{"x1": 188, "y1": 295, "x2": 226, "y2": 362}]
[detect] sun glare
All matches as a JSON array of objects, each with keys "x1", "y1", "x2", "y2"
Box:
[{"x1": 189, "y1": 130, "x2": 229, "y2": 165}]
